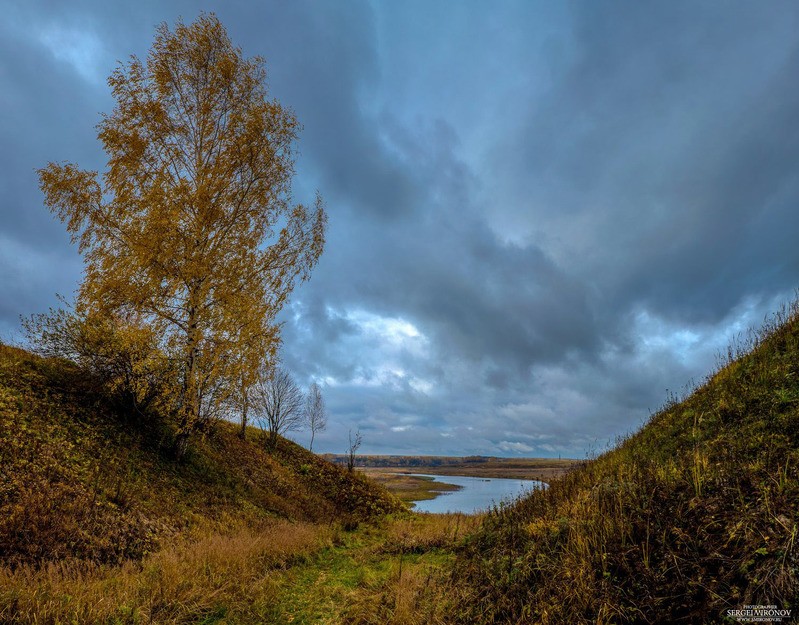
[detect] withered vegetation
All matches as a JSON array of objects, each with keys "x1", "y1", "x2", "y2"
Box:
[{"x1": 452, "y1": 302, "x2": 799, "y2": 623}]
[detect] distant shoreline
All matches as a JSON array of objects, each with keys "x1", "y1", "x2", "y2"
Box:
[
  {"x1": 342, "y1": 455, "x2": 582, "y2": 484},
  {"x1": 359, "y1": 470, "x2": 463, "y2": 506},
  {"x1": 356, "y1": 457, "x2": 582, "y2": 506}
]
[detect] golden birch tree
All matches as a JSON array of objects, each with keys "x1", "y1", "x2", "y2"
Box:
[{"x1": 38, "y1": 14, "x2": 326, "y2": 458}]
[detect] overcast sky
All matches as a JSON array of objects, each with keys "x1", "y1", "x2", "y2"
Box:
[{"x1": 2, "y1": 1, "x2": 799, "y2": 457}]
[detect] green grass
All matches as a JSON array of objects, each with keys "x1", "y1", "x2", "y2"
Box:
[{"x1": 268, "y1": 513, "x2": 480, "y2": 625}]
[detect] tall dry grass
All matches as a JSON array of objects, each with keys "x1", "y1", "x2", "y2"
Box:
[
  {"x1": 0, "y1": 519, "x2": 331, "y2": 624},
  {"x1": 341, "y1": 558, "x2": 456, "y2": 625},
  {"x1": 452, "y1": 300, "x2": 799, "y2": 624},
  {"x1": 381, "y1": 512, "x2": 483, "y2": 555}
]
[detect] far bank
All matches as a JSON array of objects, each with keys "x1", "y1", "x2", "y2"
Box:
[{"x1": 323, "y1": 454, "x2": 581, "y2": 482}]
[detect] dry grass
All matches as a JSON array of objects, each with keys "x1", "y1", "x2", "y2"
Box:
[
  {"x1": 0, "y1": 519, "x2": 331, "y2": 624},
  {"x1": 0, "y1": 511, "x2": 477, "y2": 625},
  {"x1": 340, "y1": 558, "x2": 459, "y2": 625},
  {"x1": 338, "y1": 514, "x2": 481, "y2": 625},
  {"x1": 342, "y1": 514, "x2": 483, "y2": 625},
  {"x1": 380, "y1": 512, "x2": 483, "y2": 554},
  {"x1": 454, "y1": 301, "x2": 799, "y2": 623}
]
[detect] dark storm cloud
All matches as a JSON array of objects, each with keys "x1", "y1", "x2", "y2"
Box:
[
  {"x1": 494, "y1": 1, "x2": 799, "y2": 324},
  {"x1": 0, "y1": 5, "x2": 111, "y2": 337},
  {"x1": 3, "y1": 1, "x2": 799, "y2": 456},
  {"x1": 280, "y1": 1, "x2": 799, "y2": 454},
  {"x1": 281, "y1": 115, "x2": 602, "y2": 391},
  {"x1": 224, "y1": 0, "x2": 418, "y2": 221}
]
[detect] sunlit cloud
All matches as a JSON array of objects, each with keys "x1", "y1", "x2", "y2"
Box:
[
  {"x1": 37, "y1": 25, "x2": 106, "y2": 84},
  {"x1": 498, "y1": 441, "x2": 534, "y2": 454}
]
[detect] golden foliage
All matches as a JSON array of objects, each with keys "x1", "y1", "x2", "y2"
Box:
[
  {"x1": 22, "y1": 307, "x2": 176, "y2": 417},
  {"x1": 37, "y1": 14, "x2": 326, "y2": 452}
]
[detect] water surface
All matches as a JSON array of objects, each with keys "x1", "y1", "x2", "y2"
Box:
[{"x1": 410, "y1": 474, "x2": 543, "y2": 514}]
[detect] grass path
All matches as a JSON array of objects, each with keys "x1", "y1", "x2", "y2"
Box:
[
  {"x1": 270, "y1": 529, "x2": 395, "y2": 624},
  {"x1": 0, "y1": 514, "x2": 474, "y2": 625},
  {"x1": 269, "y1": 514, "x2": 479, "y2": 625}
]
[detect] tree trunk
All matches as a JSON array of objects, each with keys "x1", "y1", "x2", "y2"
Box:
[
  {"x1": 239, "y1": 395, "x2": 248, "y2": 439},
  {"x1": 174, "y1": 431, "x2": 190, "y2": 461},
  {"x1": 177, "y1": 292, "x2": 201, "y2": 460}
]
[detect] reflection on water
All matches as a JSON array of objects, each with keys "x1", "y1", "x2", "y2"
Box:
[{"x1": 410, "y1": 474, "x2": 544, "y2": 514}]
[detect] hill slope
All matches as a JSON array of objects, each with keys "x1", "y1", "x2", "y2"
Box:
[
  {"x1": 455, "y1": 307, "x2": 799, "y2": 623},
  {"x1": 0, "y1": 343, "x2": 403, "y2": 567}
]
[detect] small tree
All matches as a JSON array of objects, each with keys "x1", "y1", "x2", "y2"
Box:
[
  {"x1": 346, "y1": 428, "x2": 362, "y2": 472},
  {"x1": 255, "y1": 367, "x2": 304, "y2": 450},
  {"x1": 304, "y1": 382, "x2": 327, "y2": 452},
  {"x1": 22, "y1": 306, "x2": 176, "y2": 420}
]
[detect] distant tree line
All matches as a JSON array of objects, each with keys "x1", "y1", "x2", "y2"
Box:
[{"x1": 322, "y1": 454, "x2": 494, "y2": 468}]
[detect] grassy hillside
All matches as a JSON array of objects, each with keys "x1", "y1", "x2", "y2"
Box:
[
  {"x1": 5, "y1": 300, "x2": 799, "y2": 624},
  {"x1": 0, "y1": 342, "x2": 403, "y2": 569},
  {"x1": 454, "y1": 307, "x2": 799, "y2": 623}
]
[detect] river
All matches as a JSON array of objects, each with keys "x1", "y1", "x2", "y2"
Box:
[{"x1": 410, "y1": 474, "x2": 544, "y2": 514}]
